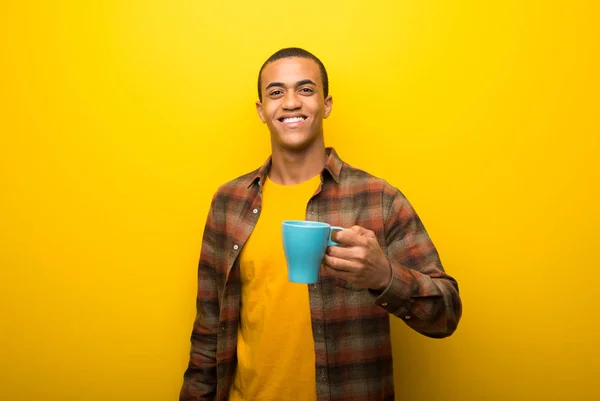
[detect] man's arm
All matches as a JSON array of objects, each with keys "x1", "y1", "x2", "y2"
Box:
[
  {"x1": 180, "y1": 195, "x2": 220, "y2": 400},
  {"x1": 374, "y1": 190, "x2": 462, "y2": 338}
]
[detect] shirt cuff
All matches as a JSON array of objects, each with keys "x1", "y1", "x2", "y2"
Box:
[{"x1": 370, "y1": 259, "x2": 417, "y2": 320}]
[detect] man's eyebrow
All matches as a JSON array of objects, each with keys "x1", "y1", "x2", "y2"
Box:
[
  {"x1": 296, "y1": 79, "x2": 316, "y2": 87},
  {"x1": 265, "y1": 81, "x2": 284, "y2": 90},
  {"x1": 265, "y1": 79, "x2": 317, "y2": 91}
]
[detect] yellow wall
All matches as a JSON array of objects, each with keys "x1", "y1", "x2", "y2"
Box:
[{"x1": 1, "y1": 1, "x2": 598, "y2": 400}]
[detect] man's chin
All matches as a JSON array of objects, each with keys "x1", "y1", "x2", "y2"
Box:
[
  {"x1": 269, "y1": 125, "x2": 325, "y2": 151},
  {"x1": 274, "y1": 137, "x2": 320, "y2": 153}
]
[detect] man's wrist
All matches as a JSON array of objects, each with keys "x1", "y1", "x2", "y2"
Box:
[{"x1": 372, "y1": 259, "x2": 393, "y2": 291}]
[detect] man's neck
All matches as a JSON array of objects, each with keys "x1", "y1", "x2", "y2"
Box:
[{"x1": 268, "y1": 142, "x2": 327, "y2": 186}]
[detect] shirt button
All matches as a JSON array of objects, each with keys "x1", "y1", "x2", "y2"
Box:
[
  {"x1": 253, "y1": 208, "x2": 258, "y2": 214},
  {"x1": 404, "y1": 315, "x2": 411, "y2": 320},
  {"x1": 381, "y1": 302, "x2": 388, "y2": 307},
  {"x1": 233, "y1": 245, "x2": 239, "y2": 250}
]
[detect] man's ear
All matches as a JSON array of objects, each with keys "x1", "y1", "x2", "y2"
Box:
[
  {"x1": 323, "y1": 95, "x2": 333, "y2": 119},
  {"x1": 256, "y1": 101, "x2": 266, "y2": 123}
]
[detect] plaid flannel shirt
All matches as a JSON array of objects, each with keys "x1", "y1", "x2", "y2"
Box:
[{"x1": 180, "y1": 148, "x2": 462, "y2": 401}]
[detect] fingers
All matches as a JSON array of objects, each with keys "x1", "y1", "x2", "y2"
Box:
[
  {"x1": 332, "y1": 226, "x2": 374, "y2": 246},
  {"x1": 326, "y1": 244, "x2": 367, "y2": 262},
  {"x1": 322, "y1": 262, "x2": 354, "y2": 281},
  {"x1": 323, "y1": 254, "x2": 361, "y2": 273},
  {"x1": 350, "y1": 225, "x2": 377, "y2": 238},
  {"x1": 349, "y1": 225, "x2": 368, "y2": 234}
]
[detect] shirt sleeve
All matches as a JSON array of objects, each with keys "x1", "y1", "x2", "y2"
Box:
[
  {"x1": 180, "y1": 194, "x2": 220, "y2": 400},
  {"x1": 373, "y1": 190, "x2": 462, "y2": 338}
]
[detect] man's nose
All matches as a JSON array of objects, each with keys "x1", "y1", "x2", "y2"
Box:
[{"x1": 282, "y1": 91, "x2": 301, "y2": 110}]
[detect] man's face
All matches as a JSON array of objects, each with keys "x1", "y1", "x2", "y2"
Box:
[{"x1": 256, "y1": 57, "x2": 332, "y2": 152}]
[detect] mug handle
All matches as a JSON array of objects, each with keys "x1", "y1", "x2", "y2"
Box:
[{"x1": 328, "y1": 226, "x2": 344, "y2": 246}]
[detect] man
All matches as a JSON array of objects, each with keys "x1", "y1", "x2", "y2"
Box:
[{"x1": 180, "y1": 47, "x2": 462, "y2": 401}]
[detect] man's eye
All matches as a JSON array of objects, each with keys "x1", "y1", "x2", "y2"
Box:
[
  {"x1": 270, "y1": 90, "x2": 283, "y2": 96},
  {"x1": 300, "y1": 88, "x2": 313, "y2": 93}
]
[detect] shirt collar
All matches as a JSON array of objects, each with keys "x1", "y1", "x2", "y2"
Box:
[{"x1": 248, "y1": 147, "x2": 343, "y2": 188}]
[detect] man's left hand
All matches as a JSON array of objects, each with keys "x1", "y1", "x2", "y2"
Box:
[{"x1": 323, "y1": 226, "x2": 392, "y2": 291}]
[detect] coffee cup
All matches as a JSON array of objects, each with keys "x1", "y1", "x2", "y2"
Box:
[{"x1": 281, "y1": 220, "x2": 344, "y2": 284}]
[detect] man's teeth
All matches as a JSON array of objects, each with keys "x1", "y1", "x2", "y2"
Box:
[{"x1": 282, "y1": 117, "x2": 305, "y2": 123}]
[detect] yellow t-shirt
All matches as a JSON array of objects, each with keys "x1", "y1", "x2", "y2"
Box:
[{"x1": 229, "y1": 174, "x2": 320, "y2": 401}]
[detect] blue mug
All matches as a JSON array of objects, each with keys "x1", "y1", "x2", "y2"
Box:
[{"x1": 282, "y1": 220, "x2": 344, "y2": 284}]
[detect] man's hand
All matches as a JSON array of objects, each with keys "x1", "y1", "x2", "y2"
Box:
[{"x1": 323, "y1": 226, "x2": 392, "y2": 290}]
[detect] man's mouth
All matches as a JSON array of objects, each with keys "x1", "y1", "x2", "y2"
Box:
[
  {"x1": 277, "y1": 115, "x2": 308, "y2": 129},
  {"x1": 278, "y1": 116, "x2": 307, "y2": 124}
]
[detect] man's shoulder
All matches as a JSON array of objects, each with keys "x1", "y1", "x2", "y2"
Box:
[
  {"x1": 217, "y1": 168, "x2": 259, "y2": 193},
  {"x1": 339, "y1": 162, "x2": 414, "y2": 220},
  {"x1": 208, "y1": 167, "x2": 260, "y2": 207},
  {"x1": 340, "y1": 162, "x2": 399, "y2": 197}
]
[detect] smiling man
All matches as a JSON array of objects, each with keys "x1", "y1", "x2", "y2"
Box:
[{"x1": 180, "y1": 48, "x2": 462, "y2": 401}]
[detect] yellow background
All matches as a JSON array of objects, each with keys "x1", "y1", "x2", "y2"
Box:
[{"x1": 1, "y1": 1, "x2": 598, "y2": 400}]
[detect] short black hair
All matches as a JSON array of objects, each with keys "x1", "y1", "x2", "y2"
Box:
[{"x1": 257, "y1": 47, "x2": 329, "y2": 102}]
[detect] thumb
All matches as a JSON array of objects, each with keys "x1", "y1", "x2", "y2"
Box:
[{"x1": 350, "y1": 225, "x2": 371, "y2": 236}]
